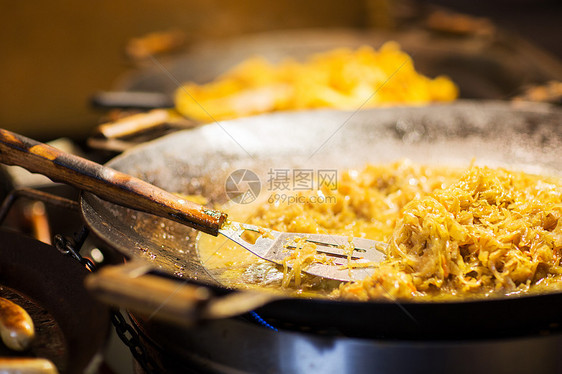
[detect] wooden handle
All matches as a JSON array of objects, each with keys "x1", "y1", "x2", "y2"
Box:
[
  {"x1": 97, "y1": 109, "x2": 172, "y2": 139},
  {"x1": 0, "y1": 358, "x2": 58, "y2": 374},
  {"x1": 85, "y1": 262, "x2": 212, "y2": 327},
  {"x1": 0, "y1": 296, "x2": 35, "y2": 351},
  {"x1": 85, "y1": 262, "x2": 279, "y2": 325},
  {"x1": 0, "y1": 128, "x2": 226, "y2": 235}
]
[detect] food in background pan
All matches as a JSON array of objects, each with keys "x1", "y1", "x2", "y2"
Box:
[
  {"x1": 198, "y1": 161, "x2": 562, "y2": 301},
  {"x1": 175, "y1": 43, "x2": 458, "y2": 122}
]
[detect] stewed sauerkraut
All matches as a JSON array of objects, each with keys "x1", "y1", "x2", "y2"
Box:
[
  {"x1": 248, "y1": 162, "x2": 562, "y2": 300},
  {"x1": 338, "y1": 165, "x2": 562, "y2": 300},
  {"x1": 199, "y1": 161, "x2": 562, "y2": 300},
  {"x1": 175, "y1": 43, "x2": 458, "y2": 122}
]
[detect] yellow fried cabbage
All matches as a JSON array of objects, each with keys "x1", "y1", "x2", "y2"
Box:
[
  {"x1": 175, "y1": 43, "x2": 458, "y2": 122},
  {"x1": 241, "y1": 162, "x2": 562, "y2": 300}
]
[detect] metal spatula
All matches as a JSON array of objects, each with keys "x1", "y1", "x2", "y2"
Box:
[
  {"x1": 0, "y1": 128, "x2": 386, "y2": 282},
  {"x1": 220, "y1": 222, "x2": 386, "y2": 282}
]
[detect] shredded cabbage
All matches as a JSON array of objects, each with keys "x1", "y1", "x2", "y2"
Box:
[
  {"x1": 243, "y1": 161, "x2": 562, "y2": 300},
  {"x1": 175, "y1": 43, "x2": 458, "y2": 122}
]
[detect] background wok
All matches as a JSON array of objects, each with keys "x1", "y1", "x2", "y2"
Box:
[
  {"x1": 115, "y1": 29, "x2": 562, "y2": 102},
  {"x1": 82, "y1": 101, "x2": 562, "y2": 338}
]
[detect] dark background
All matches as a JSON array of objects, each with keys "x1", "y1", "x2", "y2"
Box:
[{"x1": 1, "y1": 0, "x2": 560, "y2": 139}]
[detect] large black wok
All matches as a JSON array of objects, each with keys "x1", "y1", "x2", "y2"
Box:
[{"x1": 79, "y1": 101, "x2": 562, "y2": 339}]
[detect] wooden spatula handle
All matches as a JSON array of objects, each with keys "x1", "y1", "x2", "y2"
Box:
[
  {"x1": 85, "y1": 263, "x2": 212, "y2": 327},
  {"x1": 0, "y1": 128, "x2": 226, "y2": 235}
]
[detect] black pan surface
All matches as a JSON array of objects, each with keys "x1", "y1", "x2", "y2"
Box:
[{"x1": 82, "y1": 101, "x2": 562, "y2": 338}]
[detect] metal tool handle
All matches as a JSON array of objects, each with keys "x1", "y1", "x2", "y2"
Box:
[{"x1": 0, "y1": 128, "x2": 226, "y2": 235}]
